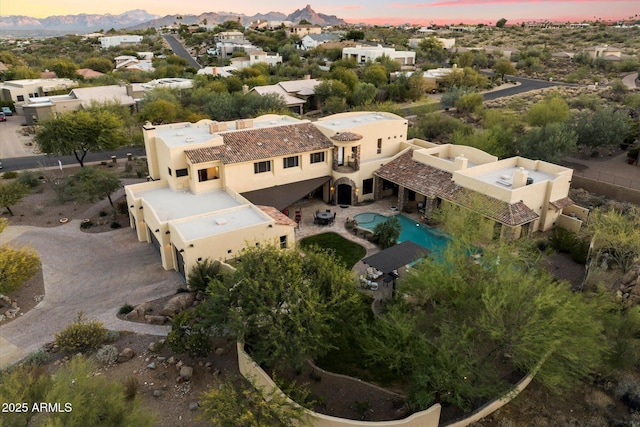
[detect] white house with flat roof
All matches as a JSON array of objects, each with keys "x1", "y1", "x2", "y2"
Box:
[
  {"x1": 126, "y1": 111, "x2": 582, "y2": 278},
  {"x1": 342, "y1": 45, "x2": 416, "y2": 66},
  {"x1": 0, "y1": 78, "x2": 78, "y2": 104},
  {"x1": 100, "y1": 35, "x2": 143, "y2": 49}
]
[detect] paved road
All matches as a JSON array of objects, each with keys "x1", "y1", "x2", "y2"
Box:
[
  {"x1": 162, "y1": 34, "x2": 201, "y2": 70},
  {"x1": 482, "y1": 74, "x2": 573, "y2": 101},
  {"x1": 0, "y1": 220, "x2": 183, "y2": 368},
  {"x1": 0, "y1": 115, "x2": 31, "y2": 158}
]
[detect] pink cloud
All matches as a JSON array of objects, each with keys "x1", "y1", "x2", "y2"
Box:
[
  {"x1": 341, "y1": 5, "x2": 364, "y2": 9},
  {"x1": 390, "y1": 0, "x2": 630, "y2": 7}
]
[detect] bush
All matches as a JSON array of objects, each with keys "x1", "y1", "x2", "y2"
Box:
[
  {"x1": 22, "y1": 349, "x2": 51, "y2": 366},
  {"x1": 549, "y1": 227, "x2": 588, "y2": 265},
  {"x1": 2, "y1": 171, "x2": 18, "y2": 180},
  {"x1": 186, "y1": 259, "x2": 223, "y2": 291},
  {"x1": 628, "y1": 147, "x2": 640, "y2": 161},
  {"x1": 115, "y1": 200, "x2": 129, "y2": 215},
  {"x1": 167, "y1": 309, "x2": 212, "y2": 357},
  {"x1": 80, "y1": 220, "x2": 93, "y2": 229},
  {"x1": 99, "y1": 210, "x2": 108, "y2": 217},
  {"x1": 118, "y1": 303, "x2": 134, "y2": 315},
  {"x1": 54, "y1": 312, "x2": 107, "y2": 353},
  {"x1": 95, "y1": 344, "x2": 119, "y2": 365},
  {"x1": 105, "y1": 330, "x2": 120, "y2": 342},
  {"x1": 122, "y1": 376, "x2": 139, "y2": 401},
  {"x1": 110, "y1": 221, "x2": 121, "y2": 229},
  {"x1": 16, "y1": 171, "x2": 40, "y2": 188}
]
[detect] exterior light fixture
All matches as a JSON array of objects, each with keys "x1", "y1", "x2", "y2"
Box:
[
  {"x1": 179, "y1": 249, "x2": 184, "y2": 253},
  {"x1": 155, "y1": 229, "x2": 159, "y2": 233}
]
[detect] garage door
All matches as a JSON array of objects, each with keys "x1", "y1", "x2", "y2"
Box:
[{"x1": 148, "y1": 226, "x2": 161, "y2": 254}]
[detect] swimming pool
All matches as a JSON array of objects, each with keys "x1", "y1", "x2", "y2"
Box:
[{"x1": 353, "y1": 213, "x2": 451, "y2": 254}]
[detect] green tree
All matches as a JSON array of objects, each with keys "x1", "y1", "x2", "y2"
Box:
[
  {"x1": 585, "y1": 206, "x2": 640, "y2": 273},
  {"x1": 35, "y1": 110, "x2": 128, "y2": 167},
  {"x1": 344, "y1": 29, "x2": 365, "y2": 41},
  {"x1": 179, "y1": 245, "x2": 361, "y2": 371},
  {"x1": 362, "y1": 64, "x2": 388, "y2": 87},
  {"x1": 517, "y1": 122, "x2": 578, "y2": 163},
  {"x1": 454, "y1": 92, "x2": 484, "y2": 115},
  {"x1": 44, "y1": 58, "x2": 79, "y2": 79},
  {"x1": 418, "y1": 37, "x2": 447, "y2": 64},
  {"x1": 526, "y1": 96, "x2": 570, "y2": 127},
  {"x1": 493, "y1": 58, "x2": 516, "y2": 80},
  {"x1": 71, "y1": 167, "x2": 122, "y2": 209},
  {"x1": 0, "y1": 181, "x2": 29, "y2": 216},
  {"x1": 496, "y1": 18, "x2": 508, "y2": 28},
  {"x1": 440, "y1": 86, "x2": 476, "y2": 109},
  {"x1": 81, "y1": 57, "x2": 114, "y2": 74},
  {"x1": 139, "y1": 98, "x2": 179, "y2": 124},
  {"x1": 329, "y1": 67, "x2": 359, "y2": 91},
  {"x1": 570, "y1": 106, "x2": 632, "y2": 150},
  {"x1": 200, "y1": 375, "x2": 310, "y2": 427},
  {"x1": 372, "y1": 216, "x2": 401, "y2": 249},
  {"x1": 314, "y1": 80, "x2": 349, "y2": 105},
  {"x1": 349, "y1": 82, "x2": 377, "y2": 107}
]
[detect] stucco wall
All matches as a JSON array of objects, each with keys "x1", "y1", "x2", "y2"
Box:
[{"x1": 572, "y1": 177, "x2": 640, "y2": 205}]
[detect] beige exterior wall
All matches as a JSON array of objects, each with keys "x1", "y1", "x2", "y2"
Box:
[{"x1": 223, "y1": 149, "x2": 332, "y2": 194}]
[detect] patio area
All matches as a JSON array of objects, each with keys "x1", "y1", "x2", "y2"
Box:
[{"x1": 288, "y1": 197, "x2": 422, "y2": 300}]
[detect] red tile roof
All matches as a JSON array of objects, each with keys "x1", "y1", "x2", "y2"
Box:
[
  {"x1": 257, "y1": 206, "x2": 298, "y2": 227},
  {"x1": 549, "y1": 197, "x2": 574, "y2": 210},
  {"x1": 184, "y1": 123, "x2": 333, "y2": 164},
  {"x1": 375, "y1": 151, "x2": 539, "y2": 226},
  {"x1": 332, "y1": 132, "x2": 363, "y2": 142}
]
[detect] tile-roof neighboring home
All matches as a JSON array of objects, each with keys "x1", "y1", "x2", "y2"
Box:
[
  {"x1": 69, "y1": 85, "x2": 136, "y2": 108},
  {"x1": 76, "y1": 68, "x2": 105, "y2": 79},
  {"x1": 184, "y1": 123, "x2": 334, "y2": 165},
  {"x1": 375, "y1": 151, "x2": 539, "y2": 226},
  {"x1": 249, "y1": 78, "x2": 320, "y2": 114},
  {"x1": 549, "y1": 197, "x2": 575, "y2": 210},
  {"x1": 278, "y1": 78, "x2": 320, "y2": 97},
  {"x1": 250, "y1": 85, "x2": 306, "y2": 110},
  {"x1": 40, "y1": 71, "x2": 57, "y2": 79}
]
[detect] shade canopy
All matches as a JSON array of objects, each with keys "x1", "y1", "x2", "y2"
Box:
[
  {"x1": 241, "y1": 176, "x2": 331, "y2": 211},
  {"x1": 362, "y1": 241, "x2": 430, "y2": 273}
]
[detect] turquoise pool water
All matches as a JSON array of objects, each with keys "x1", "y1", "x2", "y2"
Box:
[{"x1": 353, "y1": 213, "x2": 451, "y2": 254}]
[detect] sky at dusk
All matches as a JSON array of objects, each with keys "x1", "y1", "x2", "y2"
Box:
[{"x1": 2, "y1": 0, "x2": 638, "y2": 25}]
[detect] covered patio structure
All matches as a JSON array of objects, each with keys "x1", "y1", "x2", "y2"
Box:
[{"x1": 361, "y1": 241, "x2": 430, "y2": 275}]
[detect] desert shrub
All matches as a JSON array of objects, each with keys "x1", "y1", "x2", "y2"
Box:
[
  {"x1": 2, "y1": 171, "x2": 18, "y2": 180},
  {"x1": 123, "y1": 162, "x2": 133, "y2": 175},
  {"x1": 99, "y1": 210, "x2": 108, "y2": 217},
  {"x1": 122, "y1": 376, "x2": 139, "y2": 401},
  {"x1": 118, "y1": 303, "x2": 134, "y2": 315},
  {"x1": 186, "y1": 258, "x2": 223, "y2": 291},
  {"x1": 115, "y1": 200, "x2": 129, "y2": 215},
  {"x1": 95, "y1": 345, "x2": 119, "y2": 365},
  {"x1": 549, "y1": 227, "x2": 588, "y2": 264},
  {"x1": 54, "y1": 312, "x2": 107, "y2": 353},
  {"x1": 105, "y1": 330, "x2": 120, "y2": 342},
  {"x1": 34, "y1": 205, "x2": 44, "y2": 215},
  {"x1": 80, "y1": 220, "x2": 93, "y2": 229},
  {"x1": 16, "y1": 171, "x2": 40, "y2": 188},
  {"x1": 22, "y1": 349, "x2": 51, "y2": 366},
  {"x1": 167, "y1": 309, "x2": 212, "y2": 357},
  {"x1": 110, "y1": 221, "x2": 121, "y2": 229}
]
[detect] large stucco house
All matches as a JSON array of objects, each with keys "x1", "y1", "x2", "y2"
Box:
[{"x1": 126, "y1": 111, "x2": 583, "y2": 279}]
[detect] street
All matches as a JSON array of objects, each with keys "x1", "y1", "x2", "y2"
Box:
[{"x1": 161, "y1": 34, "x2": 202, "y2": 70}]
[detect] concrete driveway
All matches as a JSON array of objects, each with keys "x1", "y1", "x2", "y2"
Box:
[{"x1": 0, "y1": 222, "x2": 182, "y2": 367}]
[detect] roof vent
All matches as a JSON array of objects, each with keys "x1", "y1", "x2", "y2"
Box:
[
  {"x1": 185, "y1": 137, "x2": 194, "y2": 142},
  {"x1": 176, "y1": 132, "x2": 184, "y2": 136},
  {"x1": 215, "y1": 217, "x2": 227, "y2": 225}
]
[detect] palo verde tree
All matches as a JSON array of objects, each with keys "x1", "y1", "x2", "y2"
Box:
[
  {"x1": 585, "y1": 205, "x2": 640, "y2": 273},
  {"x1": 0, "y1": 181, "x2": 29, "y2": 216},
  {"x1": 173, "y1": 245, "x2": 362, "y2": 371},
  {"x1": 569, "y1": 106, "x2": 632, "y2": 151},
  {"x1": 517, "y1": 122, "x2": 578, "y2": 163},
  {"x1": 71, "y1": 167, "x2": 122, "y2": 209},
  {"x1": 200, "y1": 375, "x2": 310, "y2": 427},
  {"x1": 0, "y1": 218, "x2": 40, "y2": 295},
  {"x1": 35, "y1": 109, "x2": 128, "y2": 167}
]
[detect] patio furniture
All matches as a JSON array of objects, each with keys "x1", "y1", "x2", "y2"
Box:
[{"x1": 316, "y1": 211, "x2": 332, "y2": 225}]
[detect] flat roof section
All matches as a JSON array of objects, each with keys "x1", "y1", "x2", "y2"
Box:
[
  {"x1": 475, "y1": 166, "x2": 555, "y2": 189},
  {"x1": 173, "y1": 205, "x2": 268, "y2": 241},
  {"x1": 135, "y1": 187, "x2": 242, "y2": 222},
  {"x1": 317, "y1": 112, "x2": 400, "y2": 131}
]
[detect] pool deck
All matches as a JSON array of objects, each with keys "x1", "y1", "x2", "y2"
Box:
[{"x1": 291, "y1": 197, "x2": 423, "y2": 301}]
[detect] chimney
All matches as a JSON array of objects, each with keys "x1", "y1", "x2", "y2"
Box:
[
  {"x1": 304, "y1": 74, "x2": 311, "y2": 80},
  {"x1": 242, "y1": 84, "x2": 249, "y2": 94},
  {"x1": 209, "y1": 121, "x2": 228, "y2": 133},
  {"x1": 236, "y1": 119, "x2": 253, "y2": 130},
  {"x1": 454, "y1": 154, "x2": 468, "y2": 170},
  {"x1": 512, "y1": 167, "x2": 528, "y2": 189},
  {"x1": 126, "y1": 84, "x2": 134, "y2": 97}
]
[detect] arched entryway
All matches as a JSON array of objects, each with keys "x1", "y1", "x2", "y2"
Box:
[{"x1": 333, "y1": 177, "x2": 357, "y2": 206}]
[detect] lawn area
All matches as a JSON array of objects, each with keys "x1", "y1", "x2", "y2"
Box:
[{"x1": 299, "y1": 232, "x2": 367, "y2": 269}]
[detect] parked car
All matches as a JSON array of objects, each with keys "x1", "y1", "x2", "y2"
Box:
[
  {"x1": 0, "y1": 112, "x2": 6, "y2": 122},
  {"x1": 1, "y1": 106, "x2": 12, "y2": 116}
]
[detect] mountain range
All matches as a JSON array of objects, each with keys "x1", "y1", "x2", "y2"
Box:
[{"x1": 0, "y1": 5, "x2": 346, "y2": 36}]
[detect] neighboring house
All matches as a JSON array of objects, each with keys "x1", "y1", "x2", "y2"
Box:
[
  {"x1": 76, "y1": 68, "x2": 106, "y2": 79},
  {"x1": 392, "y1": 65, "x2": 457, "y2": 85},
  {"x1": 21, "y1": 84, "x2": 140, "y2": 125},
  {"x1": 585, "y1": 46, "x2": 623, "y2": 61},
  {"x1": 408, "y1": 37, "x2": 456, "y2": 49},
  {"x1": 214, "y1": 31, "x2": 246, "y2": 43},
  {"x1": 99, "y1": 35, "x2": 143, "y2": 49},
  {"x1": 140, "y1": 78, "x2": 193, "y2": 91},
  {"x1": 288, "y1": 24, "x2": 322, "y2": 38},
  {"x1": 126, "y1": 111, "x2": 582, "y2": 279},
  {"x1": 114, "y1": 55, "x2": 155, "y2": 72},
  {"x1": 342, "y1": 45, "x2": 416, "y2": 66},
  {"x1": 213, "y1": 41, "x2": 261, "y2": 58},
  {"x1": 0, "y1": 78, "x2": 78, "y2": 104},
  {"x1": 197, "y1": 66, "x2": 237, "y2": 77},
  {"x1": 248, "y1": 77, "x2": 320, "y2": 114},
  {"x1": 229, "y1": 51, "x2": 282, "y2": 69},
  {"x1": 300, "y1": 33, "x2": 340, "y2": 50}
]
